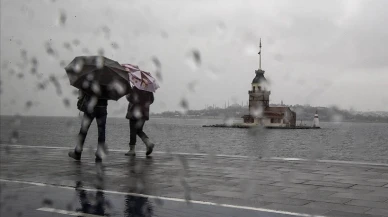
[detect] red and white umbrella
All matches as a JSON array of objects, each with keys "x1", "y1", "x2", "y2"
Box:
[{"x1": 122, "y1": 63, "x2": 160, "y2": 93}]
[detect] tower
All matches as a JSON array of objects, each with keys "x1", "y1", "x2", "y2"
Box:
[
  {"x1": 248, "y1": 38, "x2": 270, "y2": 119},
  {"x1": 313, "y1": 110, "x2": 319, "y2": 128}
]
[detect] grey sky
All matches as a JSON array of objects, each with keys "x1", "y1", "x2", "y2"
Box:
[{"x1": 1, "y1": 0, "x2": 388, "y2": 117}]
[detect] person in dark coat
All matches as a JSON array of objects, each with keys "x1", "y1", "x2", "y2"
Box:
[
  {"x1": 68, "y1": 90, "x2": 108, "y2": 162},
  {"x1": 125, "y1": 86, "x2": 155, "y2": 156}
]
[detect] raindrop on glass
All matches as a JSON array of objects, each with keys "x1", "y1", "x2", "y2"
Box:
[
  {"x1": 152, "y1": 57, "x2": 162, "y2": 81},
  {"x1": 111, "y1": 42, "x2": 119, "y2": 49},
  {"x1": 97, "y1": 48, "x2": 104, "y2": 56},
  {"x1": 72, "y1": 39, "x2": 80, "y2": 46},
  {"x1": 31, "y1": 57, "x2": 38, "y2": 66},
  {"x1": 224, "y1": 117, "x2": 234, "y2": 126},
  {"x1": 96, "y1": 56, "x2": 104, "y2": 69},
  {"x1": 82, "y1": 48, "x2": 89, "y2": 54},
  {"x1": 63, "y1": 42, "x2": 72, "y2": 51},
  {"x1": 60, "y1": 60, "x2": 66, "y2": 68},
  {"x1": 73, "y1": 58, "x2": 84, "y2": 73},
  {"x1": 42, "y1": 198, "x2": 53, "y2": 206},
  {"x1": 179, "y1": 98, "x2": 189, "y2": 114},
  {"x1": 25, "y1": 101, "x2": 33, "y2": 109},
  {"x1": 186, "y1": 49, "x2": 201, "y2": 71},
  {"x1": 216, "y1": 21, "x2": 226, "y2": 36},
  {"x1": 187, "y1": 81, "x2": 198, "y2": 92},
  {"x1": 10, "y1": 130, "x2": 19, "y2": 144},
  {"x1": 58, "y1": 10, "x2": 67, "y2": 26},
  {"x1": 63, "y1": 98, "x2": 70, "y2": 108}
]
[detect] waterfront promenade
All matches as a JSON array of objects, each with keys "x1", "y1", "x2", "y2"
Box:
[{"x1": 1, "y1": 144, "x2": 388, "y2": 217}]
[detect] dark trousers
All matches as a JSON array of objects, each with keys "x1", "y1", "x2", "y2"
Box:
[
  {"x1": 77, "y1": 106, "x2": 107, "y2": 151},
  {"x1": 129, "y1": 118, "x2": 148, "y2": 146}
]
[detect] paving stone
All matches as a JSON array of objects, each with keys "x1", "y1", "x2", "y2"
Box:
[
  {"x1": 262, "y1": 203, "x2": 329, "y2": 216},
  {"x1": 330, "y1": 192, "x2": 388, "y2": 202},
  {"x1": 303, "y1": 201, "x2": 371, "y2": 214},
  {"x1": 366, "y1": 208, "x2": 388, "y2": 216},
  {"x1": 324, "y1": 210, "x2": 383, "y2": 217},
  {"x1": 346, "y1": 199, "x2": 388, "y2": 209},
  {"x1": 292, "y1": 193, "x2": 351, "y2": 204},
  {"x1": 303, "y1": 180, "x2": 355, "y2": 188}
]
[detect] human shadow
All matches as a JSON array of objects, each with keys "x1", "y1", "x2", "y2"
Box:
[{"x1": 73, "y1": 161, "x2": 110, "y2": 216}]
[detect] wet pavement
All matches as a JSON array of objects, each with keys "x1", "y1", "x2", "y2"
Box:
[{"x1": 1, "y1": 144, "x2": 388, "y2": 217}]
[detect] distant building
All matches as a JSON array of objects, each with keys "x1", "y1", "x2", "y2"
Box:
[{"x1": 242, "y1": 39, "x2": 296, "y2": 127}]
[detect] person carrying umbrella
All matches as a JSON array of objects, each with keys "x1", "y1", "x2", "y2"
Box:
[
  {"x1": 122, "y1": 64, "x2": 159, "y2": 156},
  {"x1": 66, "y1": 56, "x2": 132, "y2": 161}
]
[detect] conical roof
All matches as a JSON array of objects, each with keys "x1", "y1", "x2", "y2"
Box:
[{"x1": 252, "y1": 69, "x2": 267, "y2": 84}]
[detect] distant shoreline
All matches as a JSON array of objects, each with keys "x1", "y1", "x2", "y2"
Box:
[{"x1": 1, "y1": 115, "x2": 388, "y2": 124}]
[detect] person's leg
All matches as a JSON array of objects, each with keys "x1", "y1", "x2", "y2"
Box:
[
  {"x1": 125, "y1": 119, "x2": 137, "y2": 156},
  {"x1": 69, "y1": 112, "x2": 94, "y2": 160},
  {"x1": 95, "y1": 108, "x2": 107, "y2": 161},
  {"x1": 136, "y1": 119, "x2": 154, "y2": 156}
]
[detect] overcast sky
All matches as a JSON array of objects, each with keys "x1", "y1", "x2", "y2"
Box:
[{"x1": 1, "y1": 0, "x2": 388, "y2": 117}]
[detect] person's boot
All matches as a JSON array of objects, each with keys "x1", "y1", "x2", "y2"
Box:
[
  {"x1": 95, "y1": 144, "x2": 107, "y2": 162},
  {"x1": 125, "y1": 145, "x2": 136, "y2": 156},
  {"x1": 68, "y1": 149, "x2": 82, "y2": 161},
  {"x1": 143, "y1": 138, "x2": 155, "y2": 156}
]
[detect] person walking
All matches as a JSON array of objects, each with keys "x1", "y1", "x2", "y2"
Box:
[
  {"x1": 125, "y1": 86, "x2": 155, "y2": 156},
  {"x1": 68, "y1": 90, "x2": 108, "y2": 162}
]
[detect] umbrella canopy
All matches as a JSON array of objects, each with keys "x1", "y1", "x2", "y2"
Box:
[
  {"x1": 65, "y1": 56, "x2": 131, "y2": 100},
  {"x1": 122, "y1": 63, "x2": 160, "y2": 93}
]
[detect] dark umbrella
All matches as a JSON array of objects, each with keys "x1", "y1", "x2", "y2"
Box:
[{"x1": 65, "y1": 56, "x2": 131, "y2": 100}]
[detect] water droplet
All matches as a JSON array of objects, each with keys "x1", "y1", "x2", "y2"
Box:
[
  {"x1": 45, "y1": 42, "x2": 56, "y2": 57},
  {"x1": 9, "y1": 69, "x2": 15, "y2": 75},
  {"x1": 151, "y1": 57, "x2": 162, "y2": 81},
  {"x1": 244, "y1": 43, "x2": 257, "y2": 56},
  {"x1": 111, "y1": 42, "x2": 119, "y2": 49},
  {"x1": 179, "y1": 98, "x2": 189, "y2": 114},
  {"x1": 91, "y1": 82, "x2": 101, "y2": 95},
  {"x1": 96, "y1": 56, "x2": 104, "y2": 69},
  {"x1": 63, "y1": 42, "x2": 72, "y2": 51},
  {"x1": 49, "y1": 75, "x2": 62, "y2": 95},
  {"x1": 251, "y1": 107, "x2": 264, "y2": 117},
  {"x1": 72, "y1": 39, "x2": 80, "y2": 46},
  {"x1": 224, "y1": 117, "x2": 234, "y2": 126},
  {"x1": 82, "y1": 80, "x2": 90, "y2": 89},
  {"x1": 216, "y1": 21, "x2": 226, "y2": 36},
  {"x1": 25, "y1": 101, "x2": 33, "y2": 109},
  {"x1": 154, "y1": 197, "x2": 164, "y2": 206},
  {"x1": 101, "y1": 26, "x2": 110, "y2": 39},
  {"x1": 10, "y1": 130, "x2": 19, "y2": 144},
  {"x1": 82, "y1": 48, "x2": 89, "y2": 54},
  {"x1": 161, "y1": 31, "x2": 168, "y2": 38},
  {"x1": 331, "y1": 114, "x2": 343, "y2": 123},
  {"x1": 63, "y1": 98, "x2": 70, "y2": 108},
  {"x1": 73, "y1": 58, "x2": 84, "y2": 73},
  {"x1": 58, "y1": 10, "x2": 66, "y2": 26},
  {"x1": 31, "y1": 57, "x2": 38, "y2": 66},
  {"x1": 42, "y1": 198, "x2": 53, "y2": 206},
  {"x1": 205, "y1": 67, "x2": 219, "y2": 80},
  {"x1": 109, "y1": 80, "x2": 125, "y2": 95},
  {"x1": 20, "y1": 49, "x2": 27, "y2": 60},
  {"x1": 97, "y1": 48, "x2": 104, "y2": 56},
  {"x1": 59, "y1": 60, "x2": 66, "y2": 68},
  {"x1": 17, "y1": 73, "x2": 24, "y2": 79},
  {"x1": 72, "y1": 89, "x2": 79, "y2": 96},
  {"x1": 186, "y1": 49, "x2": 201, "y2": 71}
]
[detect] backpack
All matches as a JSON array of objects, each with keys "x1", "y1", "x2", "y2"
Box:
[{"x1": 77, "y1": 92, "x2": 90, "y2": 113}]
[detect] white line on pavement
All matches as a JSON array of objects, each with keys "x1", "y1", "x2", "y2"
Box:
[
  {"x1": 37, "y1": 207, "x2": 103, "y2": 217},
  {"x1": 2, "y1": 144, "x2": 388, "y2": 167},
  {"x1": 0, "y1": 179, "x2": 327, "y2": 217}
]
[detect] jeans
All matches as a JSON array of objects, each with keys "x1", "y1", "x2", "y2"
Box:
[
  {"x1": 129, "y1": 118, "x2": 148, "y2": 146},
  {"x1": 77, "y1": 106, "x2": 107, "y2": 151}
]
